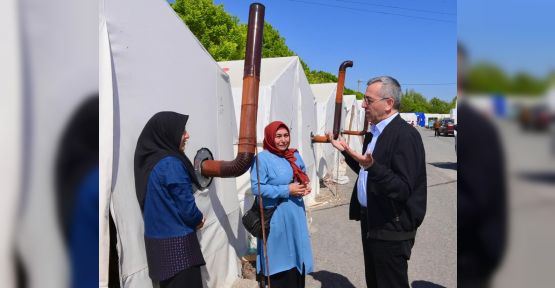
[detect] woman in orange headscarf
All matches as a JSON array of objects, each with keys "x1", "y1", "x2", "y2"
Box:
[{"x1": 250, "y1": 121, "x2": 313, "y2": 288}]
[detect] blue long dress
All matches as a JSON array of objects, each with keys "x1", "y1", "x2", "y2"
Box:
[{"x1": 250, "y1": 150, "x2": 314, "y2": 276}]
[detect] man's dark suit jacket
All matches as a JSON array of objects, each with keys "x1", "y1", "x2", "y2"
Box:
[{"x1": 343, "y1": 114, "x2": 427, "y2": 241}]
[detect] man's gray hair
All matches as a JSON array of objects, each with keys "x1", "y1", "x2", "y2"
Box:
[{"x1": 367, "y1": 76, "x2": 402, "y2": 110}]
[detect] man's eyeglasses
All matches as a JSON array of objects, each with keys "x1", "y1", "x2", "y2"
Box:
[{"x1": 363, "y1": 96, "x2": 390, "y2": 105}]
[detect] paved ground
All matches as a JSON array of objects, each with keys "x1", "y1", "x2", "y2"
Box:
[
  {"x1": 305, "y1": 126, "x2": 457, "y2": 288},
  {"x1": 490, "y1": 120, "x2": 555, "y2": 287},
  {"x1": 233, "y1": 119, "x2": 555, "y2": 288},
  {"x1": 233, "y1": 126, "x2": 457, "y2": 288}
]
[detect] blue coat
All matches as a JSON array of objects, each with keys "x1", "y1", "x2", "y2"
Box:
[
  {"x1": 143, "y1": 156, "x2": 205, "y2": 281},
  {"x1": 250, "y1": 150, "x2": 314, "y2": 276},
  {"x1": 144, "y1": 156, "x2": 203, "y2": 237}
]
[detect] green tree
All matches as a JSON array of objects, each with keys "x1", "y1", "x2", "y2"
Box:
[
  {"x1": 172, "y1": 0, "x2": 245, "y2": 61},
  {"x1": 400, "y1": 90, "x2": 430, "y2": 112},
  {"x1": 173, "y1": 0, "x2": 361, "y2": 94},
  {"x1": 466, "y1": 62, "x2": 511, "y2": 94},
  {"x1": 429, "y1": 97, "x2": 451, "y2": 113},
  {"x1": 466, "y1": 62, "x2": 548, "y2": 95},
  {"x1": 511, "y1": 72, "x2": 546, "y2": 95},
  {"x1": 260, "y1": 23, "x2": 296, "y2": 58}
]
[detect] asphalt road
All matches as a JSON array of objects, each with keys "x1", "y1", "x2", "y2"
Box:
[
  {"x1": 491, "y1": 120, "x2": 555, "y2": 287},
  {"x1": 305, "y1": 126, "x2": 457, "y2": 288}
]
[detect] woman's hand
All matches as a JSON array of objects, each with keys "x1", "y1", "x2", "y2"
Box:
[
  {"x1": 196, "y1": 217, "x2": 205, "y2": 230},
  {"x1": 302, "y1": 183, "x2": 312, "y2": 196},
  {"x1": 289, "y1": 182, "x2": 309, "y2": 197}
]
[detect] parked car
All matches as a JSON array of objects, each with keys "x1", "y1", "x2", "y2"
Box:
[
  {"x1": 519, "y1": 105, "x2": 550, "y2": 131},
  {"x1": 438, "y1": 118, "x2": 455, "y2": 136}
]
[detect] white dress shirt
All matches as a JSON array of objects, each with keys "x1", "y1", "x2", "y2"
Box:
[{"x1": 357, "y1": 112, "x2": 399, "y2": 207}]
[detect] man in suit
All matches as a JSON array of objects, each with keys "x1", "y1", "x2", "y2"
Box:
[
  {"x1": 329, "y1": 76, "x2": 427, "y2": 288},
  {"x1": 457, "y1": 43, "x2": 506, "y2": 288}
]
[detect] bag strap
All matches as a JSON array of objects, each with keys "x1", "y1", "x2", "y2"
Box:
[{"x1": 254, "y1": 196, "x2": 285, "y2": 209}]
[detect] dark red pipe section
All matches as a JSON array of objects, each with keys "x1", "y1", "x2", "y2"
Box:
[
  {"x1": 201, "y1": 3, "x2": 264, "y2": 177},
  {"x1": 342, "y1": 114, "x2": 369, "y2": 136},
  {"x1": 312, "y1": 60, "x2": 353, "y2": 143}
]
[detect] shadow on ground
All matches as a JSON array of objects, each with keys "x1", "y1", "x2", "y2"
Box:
[
  {"x1": 429, "y1": 162, "x2": 457, "y2": 170},
  {"x1": 518, "y1": 171, "x2": 555, "y2": 185},
  {"x1": 309, "y1": 270, "x2": 356, "y2": 288},
  {"x1": 411, "y1": 280, "x2": 446, "y2": 288}
]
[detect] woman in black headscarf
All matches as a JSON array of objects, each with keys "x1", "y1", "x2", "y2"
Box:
[{"x1": 134, "y1": 111, "x2": 205, "y2": 288}]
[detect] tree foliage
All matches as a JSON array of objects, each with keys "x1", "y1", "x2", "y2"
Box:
[
  {"x1": 259, "y1": 23, "x2": 296, "y2": 58},
  {"x1": 400, "y1": 90, "x2": 455, "y2": 113},
  {"x1": 172, "y1": 0, "x2": 245, "y2": 61},
  {"x1": 466, "y1": 62, "x2": 548, "y2": 95},
  {"x1": 171, "y1": 0, "x2": 362, "y2": 93},
  {"x1": 400, "y1": 90, "x2": 430, "y2": 113}
]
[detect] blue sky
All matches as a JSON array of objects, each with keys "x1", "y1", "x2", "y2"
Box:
[
  {"x1": 211, "y1": 0, "x2": 457, "y2": 101},
  {"x1": 458, "y1": 0, "x2": 555, "y2": 78}
]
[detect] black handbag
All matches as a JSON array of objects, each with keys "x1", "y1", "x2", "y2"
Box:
[{"x1": 242, "y1": 197, "x2": 283, "y2": 238}]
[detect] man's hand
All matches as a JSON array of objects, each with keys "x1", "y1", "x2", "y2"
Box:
[
  {"x1": 353, "y1": 152, "x2": 373, "y2": 168},
  {"x1": 196, "y1": 217, "x2": 205, "y2": 230},
  {"x1": 328, "y1": 132, "x2": 348, "y2": 151},
  {"x1": 328, "y1": 131, "x2": 374, "y2": 167}
]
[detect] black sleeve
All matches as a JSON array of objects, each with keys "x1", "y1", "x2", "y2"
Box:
[
  {"x1": 342, "y1": 133, "x2": 370, "y2": 173},
  {"x1": 342, "y1": 150, "x2": 361, "y2": 173},
  {"x1": 366, "y1": 129, "x2": 426, "y2": 202}
]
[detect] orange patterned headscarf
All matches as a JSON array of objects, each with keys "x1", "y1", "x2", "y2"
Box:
[{"x1": 263, "y1": 121, "x2": 309, "y2": 184}]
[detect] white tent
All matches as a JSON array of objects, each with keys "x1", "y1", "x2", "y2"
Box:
[
  {"x1": 399, "y1": 113, "x2": 418, "y2": 124},
  {"x1": 450, "y1": 108, "x2": 458, "y2": 124},
  {"x1": 218, "y1": 56, "x2": 319, "y2": 211},
  {"x1": 311, "y1": 83, "x2": 337, "y2": 181},
  {"x1": 357, "y1": 99, "x2": 366, "y2": 133},
  {"x1": 1, "y1": 0, "x2": 23, "y2": 285},
  {"x1": 100, "y1": 0, "x2": 245, "y2": 287},
  {"x1": 342, "y1": 95, "x2": 363, "y2": 154},
  {"x1": 7, "y1": 0, "x2": 98, "y2": 285}
]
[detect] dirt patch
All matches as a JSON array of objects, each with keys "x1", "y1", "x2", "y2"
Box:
[{"x1": 241, "y1": 255, "x2": 257, "y2": 280}]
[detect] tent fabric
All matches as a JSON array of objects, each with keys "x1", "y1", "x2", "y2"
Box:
[
  {"x1": 218, "y1": 56, "x2": 319, "y2": 209},
  {"x1": 342, "y1": 95, "x2": 363, "y2": 154},
  {"x1": 399, "y1": 113, "x2": 417, "y2": 124},
  {"x1": 356, "y1": 99, "x2": 366, "y2": 132},
  {"x1": 14, "y1": 0, "x2": 98, "y2": 285},
  {"x1": 100, "y1": 0, "x2": 245, "y2": 287},
  {"x1": 311, "y1": 83, "x2": 338, "y2": 180},
  {"x1": 0, "y1": 0, "x2": 21, "y2": 285},
  {"x1": 99, "y1": 17, "x2": 113, "y2": 287}
]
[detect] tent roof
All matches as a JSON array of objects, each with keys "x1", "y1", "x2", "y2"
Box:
[
  {"x1": 343, "y1": 95, "x2": 357, "y2": 107},
  {"x1": 219, "y1": 56, "x2": 298, "y2": 87},
  {"x1": 311, "y1": 83, "x2": 337, "y2": 103}
]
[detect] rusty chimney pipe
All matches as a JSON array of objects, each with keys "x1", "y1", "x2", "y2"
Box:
[
  {"x1": 311, "y1": 60, "x2": 353, "y2": 143},
  {"x1": 332, "y1": 61, "x2": 353, "y2": 138},
  {"x1": 342, "y1": 114, "x2": 369, "y2": 136},
  {"x1": 201, "y1": 3, "x2": 264, "y2": 177}
]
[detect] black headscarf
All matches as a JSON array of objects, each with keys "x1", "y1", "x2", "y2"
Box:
[
  {"x1": 55, "y1": 94, "x2": 99, "y2": 244},
  {"x1": 134, "y1": 111, "x2": 200, "y2": 210}
]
